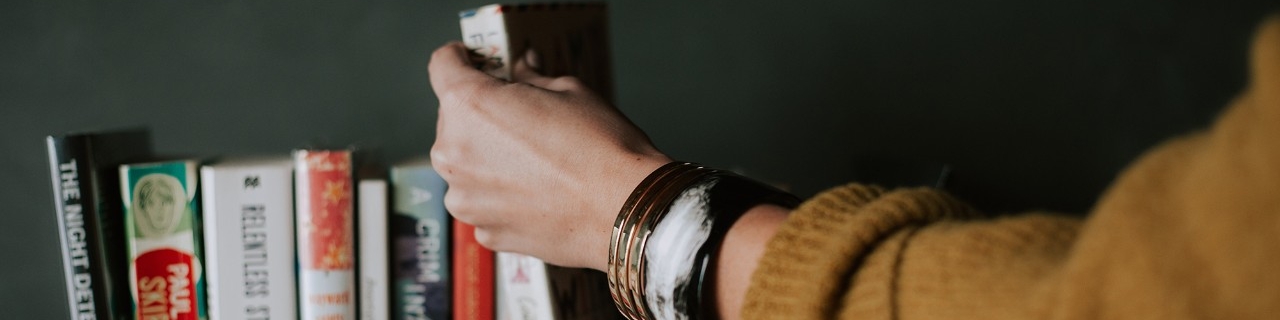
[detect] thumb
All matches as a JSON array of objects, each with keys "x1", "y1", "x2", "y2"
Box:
[{"x1": 429, "y1": 42, "x2": 500, "y2": 98}]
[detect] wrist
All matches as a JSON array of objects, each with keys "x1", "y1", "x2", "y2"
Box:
[
  {"x1": 713, "y1": 204, "x2": 791, "y2": 320},
  {"x1": 585, "y1": 152, "x2": 671, "y2": 271},
  {"x1": 606, "y1": 162, "x2": 799, "y2": 319}
]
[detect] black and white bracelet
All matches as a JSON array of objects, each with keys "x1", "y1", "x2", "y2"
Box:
[{"x1": 608, "y1": 162, "x2": 799, "y2": 320}]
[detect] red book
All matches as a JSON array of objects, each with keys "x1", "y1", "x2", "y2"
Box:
[
  {"x1": 294, "y1": 150, "x2": 356, "y2": 320},
  {"x1": 453, "y1": 220, "x2": 494, "y2": 320}
]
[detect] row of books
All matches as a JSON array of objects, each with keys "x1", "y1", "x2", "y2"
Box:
[
  {"x1": 46, "y1": 3, "x2": 621, "y2": 319},
  {"x1": 46, "y1": 129, "x2": 622, "y2": 320}
]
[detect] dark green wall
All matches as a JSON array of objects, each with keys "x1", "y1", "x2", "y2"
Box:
[{"x1": 3, "y1": 0, "x2": 1275, "y2": 318}]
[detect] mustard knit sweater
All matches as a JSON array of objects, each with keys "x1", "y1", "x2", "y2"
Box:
[{"x1": 743, "y1": 15, "x2": 1280, "y2": 319}]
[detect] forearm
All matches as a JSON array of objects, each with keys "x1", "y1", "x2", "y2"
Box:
[{"x1": 714, "y1": 204, "x2": 791, "y2": 320}]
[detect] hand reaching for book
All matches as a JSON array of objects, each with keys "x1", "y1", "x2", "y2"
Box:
[{"x1": 427, "y1": 42, "x2": 671, "y2": 271}]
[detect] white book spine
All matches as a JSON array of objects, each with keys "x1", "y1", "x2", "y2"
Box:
[
  {"x1": 358, "y1": 179, "x2": 389, "y2": 320},
  {"x1": 496, "y1": 252, "x2": 555, "y2": 320},
  {"x1": 460, "y1": 4, "x2": 512, "y2": 80},
  {"x1": 201, "y1": 159, "x2": 297, "y2": 320}
]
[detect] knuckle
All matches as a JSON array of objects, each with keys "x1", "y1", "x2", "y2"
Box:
[
  {"x1": 443, "y1": 190, "x2": 470, "y2": 219},
  {"x1": 446, "y1": 82, "x2": 478, "y2": 101},
  {"x1": 550, "y1": 76, "x2": 585, "y2": 90},
  {"x1": 472, "y1": 229, "x2": 505, "y2": 251},
  {"x1": 428, "y1": 148, "x2": 456, "y2": 181},
  {"x1": 440, "y1": 83, "x2": 486, "y2": 111},
  {"x1": 429, "y1": 144, "x2": 452, "y2": 168},
  {"x1": 429, "y1": 43, "x2": 459, "y2": 65}
]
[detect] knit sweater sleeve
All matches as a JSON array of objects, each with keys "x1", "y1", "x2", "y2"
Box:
[{"x1": 743, "y1": 14, "x2": 1280, "y2": 320}]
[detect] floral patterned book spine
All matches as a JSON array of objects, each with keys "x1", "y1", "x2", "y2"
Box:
[{"x1": 295, "y1": 150, "x2": 356, "y2": 320}]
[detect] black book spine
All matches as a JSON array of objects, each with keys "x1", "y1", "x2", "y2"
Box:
[
  {"x1": 47, "y1": 132, "x2": 148, "y2": 320},
  {"x1": 48, "y1": 135, "x2": 108, "y2": 320}
]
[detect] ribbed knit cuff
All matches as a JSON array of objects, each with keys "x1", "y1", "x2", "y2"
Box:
[{"x1": 742, "y1": 183, "x2": 977, "y2": 319}]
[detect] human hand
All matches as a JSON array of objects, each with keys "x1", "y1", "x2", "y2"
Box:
[{"x1": 428, "y1": 42, "x2": 672, "y2": 271}]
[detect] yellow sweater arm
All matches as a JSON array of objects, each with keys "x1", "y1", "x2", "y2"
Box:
[{"x1": 745, "y1": 14, "x2": 1280, "y2": 320}]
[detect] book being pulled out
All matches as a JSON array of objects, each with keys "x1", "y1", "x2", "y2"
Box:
[
  {"x1": 460, "y1": 2, "x2": 614, "y2": 103},
  {"x1": 459, "y1": 3, "x2": 625, "y2": 319}
]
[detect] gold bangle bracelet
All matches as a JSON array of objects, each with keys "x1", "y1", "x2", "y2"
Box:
[
  {"x1": 624, "y1": 164, "x2": 706, "y2": 319},
  {"x1": 627, "y1": 165, "x2": 717, "y2": 316},
  {"x1": 609, "y1": 162, "x2": 691, "y2": 319},
  {"x1": 609, "y1": 162, "x2": 800, "y2": 320}
]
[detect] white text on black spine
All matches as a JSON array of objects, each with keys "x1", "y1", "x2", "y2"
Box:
[{"x1": 59, "y1": 159, "x2": 97, "y2": 320}]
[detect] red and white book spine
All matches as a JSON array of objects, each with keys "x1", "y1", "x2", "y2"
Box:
[
  {"x1": 453, "y1": 221, "x2": 494, "y2": 320},
  {"x1": 201, "y1": 156, "x2": 297, "y2": 320},
  {"x1": 295, "y1": 150, "x2": 356, "y2": 320}
]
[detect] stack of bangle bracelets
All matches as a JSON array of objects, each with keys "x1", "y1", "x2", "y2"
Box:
[{"x1": 608, "y1": 162, "x2": 800, "y2": 319}]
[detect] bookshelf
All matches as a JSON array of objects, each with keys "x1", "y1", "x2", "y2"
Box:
[{"x1": 4, "y1": 1, "x2": 1275, "y2": 319}]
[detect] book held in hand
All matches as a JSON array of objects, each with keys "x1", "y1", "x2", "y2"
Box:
[
  {"x1": 460, "y1": 3, "x2": 626, "y2": 319},
  {"x1": 460, "y1": 2, "x2": 614, "y2": 102}
]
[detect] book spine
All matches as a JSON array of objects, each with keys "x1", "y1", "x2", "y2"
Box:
[
  {"x1": 47, "y1": 136, "x2": 110, "y2": 320},
  {"x1": 201, "y1": 161, "x2": 297, "y2": 320},
  {"x1": 459, "y1": 3, "x2": 613, "y2": 102},
  {"x1": 453, "y1": 221, "x2": 494, "y2": 320},
  {"x1": 390, "y1": 164, "x2": 450, "y2": 320},
  {"x1": 495, "y1": 252, "x2": 554, "y2": 320},
  {"x1": 48, "y1": 133, "x2": 148, "y2": 320},
  {"x1": 459, "y1": 4, "x2": 512, "y2": 80},
  {"x1": 121, "y1": 160, "x2": 207, "y2": 320},
  {"x1": 295, "y1": 150, "x2": 357, "y2": 320},
  {"x1": 358, "y1": 178, "x2": 389, "y2": 320}
]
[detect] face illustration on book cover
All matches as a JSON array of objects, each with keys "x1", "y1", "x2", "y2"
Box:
[
  {"x1": 133, "y1": 174, "x2": 185, "y2": 238},
  {"x1": 125, "y1": 163, "x2": 203, "y2": 320}
]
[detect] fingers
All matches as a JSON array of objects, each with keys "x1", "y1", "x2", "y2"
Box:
[
  {"x1": 429, "y1": 42, "x2": 500, "y2": 101},
  {"x1": 472, "y1": 228, "x2": 500, "y2": 251},
  {"x1": 511, "y1": 49, "x2": 556, "y2": 88},
  {"x1": 444, "y1": 189, "x2": 513, "y2": 252},
  {"x1": 542, "y1": 76, "x2": 588, "y2": 92},
  {"x1": 521, "y1": 73, "x2": 588, "y2": 93},
  {"x1": 510, "y1": 49, "x2": 590, "y2": 93}
]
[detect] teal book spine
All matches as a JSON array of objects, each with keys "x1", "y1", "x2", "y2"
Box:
[
  {"x1": 389, "y1": 159, "x2": 451, "y2": 320},
  {"x1": 120, "y1": 160, "x2": 207, "y2": 320}
]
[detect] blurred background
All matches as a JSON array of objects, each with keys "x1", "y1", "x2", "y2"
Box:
[{"x1": 3, "y1": 0, "x2": 1277, "y2": 318}]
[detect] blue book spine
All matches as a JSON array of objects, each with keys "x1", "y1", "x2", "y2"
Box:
[{"x1": 390, "y1": 160, "x2": 451, "y2": 320}]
